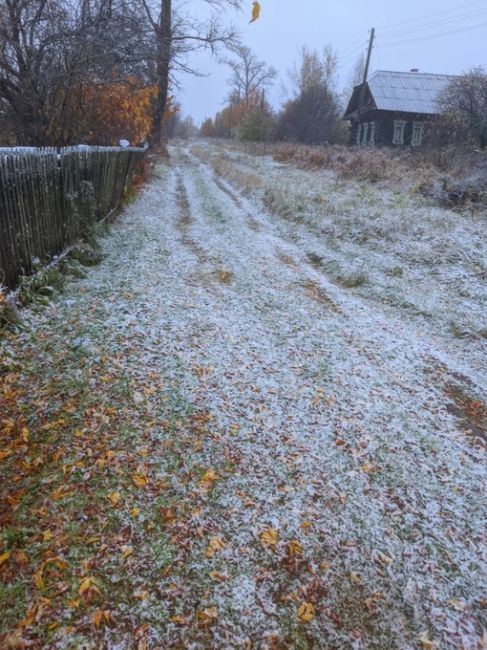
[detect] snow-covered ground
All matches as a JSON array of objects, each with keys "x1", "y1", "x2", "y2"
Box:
[{"x1": 3, "y1": 141, "x2": 486, "y2": 649}]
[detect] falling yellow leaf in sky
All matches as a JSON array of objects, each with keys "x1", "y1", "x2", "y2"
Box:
[
  {"x1": 249, "y1": 1, "x2": 261, "y2": 23},
  {"x1": 260, "y1": 527, "x2": 278, "y2": 547},
  {"x1": 297, "y1": 602, "x2": 315, "y2": 623}
]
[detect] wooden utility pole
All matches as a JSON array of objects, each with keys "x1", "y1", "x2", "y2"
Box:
[{"x1": 357, "y1": 27, "x2": 375, "y2": 121}]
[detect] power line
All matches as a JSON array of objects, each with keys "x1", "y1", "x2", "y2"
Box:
[
  {"x1": 378, "y1": 7, "x2": 487, "y2": 39},
  {"x1": 377, "y1": 0, "x2": 487, "y2": 32},
  {"x1": 377, "y1": 19, "x2": 487, "y2": 47}
]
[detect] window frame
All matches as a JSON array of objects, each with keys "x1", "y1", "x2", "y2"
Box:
[
  {"x1": 362, "y1": 122, "x2": 369, "y2": 145},
  {"x1": 369, "y1": 121, "x2": 376, "y2": 146},
  {"x1": 393, "y1": 120, "x2": 406, "y2": 145},
  {"x1": 411, "y1": 121, "x2": 425, "y2": 146}
]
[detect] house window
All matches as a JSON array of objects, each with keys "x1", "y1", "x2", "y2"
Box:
[
  {"x1": 393, "y1": 120, "x2": 406, "y2": 145},
  {"x1": 362, "y1": 122, "x2": 369, "y2": 145},
  {"x1": 412, "y1": 122, "x2": 425, "y2": 146},
  {"x1": 369, "y1": 122, "x2": 376, "y2": 146},
  {"x1": 356, "y1": 124, "x2": 362, "y2": 144}
]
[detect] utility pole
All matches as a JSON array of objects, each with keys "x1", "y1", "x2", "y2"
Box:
[{"x1": 357, "y1": 27, "x2": 375, "y2": 121}]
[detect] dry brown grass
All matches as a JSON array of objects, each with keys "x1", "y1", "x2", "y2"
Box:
[{"x1": 237, "y1": 141, "x2": 487, "y2": 211}]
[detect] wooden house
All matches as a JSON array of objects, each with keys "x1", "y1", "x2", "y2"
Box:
[{"x1": 343, "y1": 70, "x2": 456, "y2": 147}]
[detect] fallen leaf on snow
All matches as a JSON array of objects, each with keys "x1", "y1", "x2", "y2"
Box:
[
  {"x1": 132, "y1": 473, "x2": 148, "y2": 488},
  {"x1": 205, "y1": 536, "x2": 226, "y2": 558},
  {"x1": 0, "y1": 551, "x2": 10, "y2": 566},
  {"x1": 198, "y1": 607, "x2": 218, "y2": 625},
  {"x1": 260, "y1": 527, "x2": 278, "y2": 547},
  {"x1": 297, "y1": 602, "x2": 315, "y2": 623},
  {"x1": 419, "y1": 632, "x2": 439, "y2": 649},
  {"x1": 107, "y1": 492, "x2": 121, "y2": 506}
]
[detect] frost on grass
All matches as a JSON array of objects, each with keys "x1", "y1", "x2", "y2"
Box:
[{"x1": 0, "y1": 143, "x2": 486, "y2": 649}]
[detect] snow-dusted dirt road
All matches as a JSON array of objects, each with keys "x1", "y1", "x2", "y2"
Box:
[{"x1": 1, "y1": 142, "x2": 486, "y2": 649}]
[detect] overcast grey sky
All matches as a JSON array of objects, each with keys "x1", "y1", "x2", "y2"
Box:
[{"x1": 175, "y1": 0, "x2": 487, "y2": 124}]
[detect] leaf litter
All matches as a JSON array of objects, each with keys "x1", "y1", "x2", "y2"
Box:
[{"x1": 0, "y1": 142, "x2": 486, "y2": 649}]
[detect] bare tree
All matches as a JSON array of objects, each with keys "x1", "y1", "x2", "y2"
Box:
[
  {"x1": 223, "y1": 44, "x2": 276, "y2": 107},
  {"x1": 139, "y1": 0, "x2": 243, "y2": 147},
  {"x1": 0, "y1": 0, "x2": 150, "y2": 144},
  {"x1": 439, "y1": 67, "x2": 487, "y2": 149}
]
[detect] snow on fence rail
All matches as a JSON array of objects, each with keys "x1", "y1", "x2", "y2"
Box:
[{"x1": 0, "y1": 145, "x2": 147, "y2": 289}]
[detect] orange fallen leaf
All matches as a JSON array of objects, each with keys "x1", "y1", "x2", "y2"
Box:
[
  {"x1": 209, "y1": 571, "x2": 228, "y2": 582},
  {"x1": 297, "y1": 602, "x2": 315, "y2": 623},
  {"x1": 132, "y1": 473, "x2": 148, "y2": 488},
  {"x1": 199, "y1": 469, "x2": 217, "y2": 491},
  {"x1": 161, "y1": 507, "x2": 177, "y2": 523},
  {"x1": 92, "y1": 609, "x2": 111, "y2": 627},
  {"x1": 197, "y1": 607, "x2": 218, "y2": 625},
  {"x1": 205, "y1": 536, "x2": 226, "y2": 559},
  {"x1": 170, "y1": 614, "x2": 190, "y2": 625}
]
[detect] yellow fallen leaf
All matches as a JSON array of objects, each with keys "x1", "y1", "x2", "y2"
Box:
[
  {"x1": 43, "y1": 556, "x2": 68, "y2": 570},
  {"x1": 360, "y1": 463, "x2": 377, "y2": 474},
  {"x1": 34, "y1": 572, "x2": 45, "y2": 589},
  {"x1": 297, "y1": 602, "x2": 315, "y2": 623},
  {"x1": 287, "y1": 539, "x2": 303, "y2": 557},
  {"x1": 67, "y1": 598, "x2": 80, "y2": 609},
  {"x1": 130, "y1": 507, "x2": 141, "y2": 517},
  {"x1": 92, "y1": 609, "x2": 111, "y2": 627},
  {"x1": 419, "y1": 632, "x2": 439, "y2": 649},
  {"x1": 121, "y1": 545, "x2": 133, "y2": 560},
  {"x1": 0, "y1": 551, "x2": 10, "y2": 567},
  {"x1": 107, "y1": 492, "x2": 121, "y2": 506},
  {"x1": 42, "y1": 530, "x2": 54, "y2": 542},
  {"x1": 260, "y1": 527, "x2": 278, "y2": 547},
  {"x1": 79, "y1": 576, "x2": 96, "y2": 595},
  {"x1": 199, "y1": 469, "x2": 217, "y2": 490},
  {"x1": 21, "y1": 427, "x2": 29, "y2": 442},
  {"x1": 301, "y1": 520, "x2": 312, "y2": 533},
  {"x1": 205, "y1": 536, "x2": 226, "y2": 559},
  {"x1": 134, "y1": 589, "x2": 150, "y2": 600},
  {"x1": 132, "y1": 473, "x2": 148, "y2": 488}
]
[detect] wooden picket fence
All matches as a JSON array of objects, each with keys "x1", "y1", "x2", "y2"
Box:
[{"x1": 0, "y1": 145, "x2": 147, "y2": 289}]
